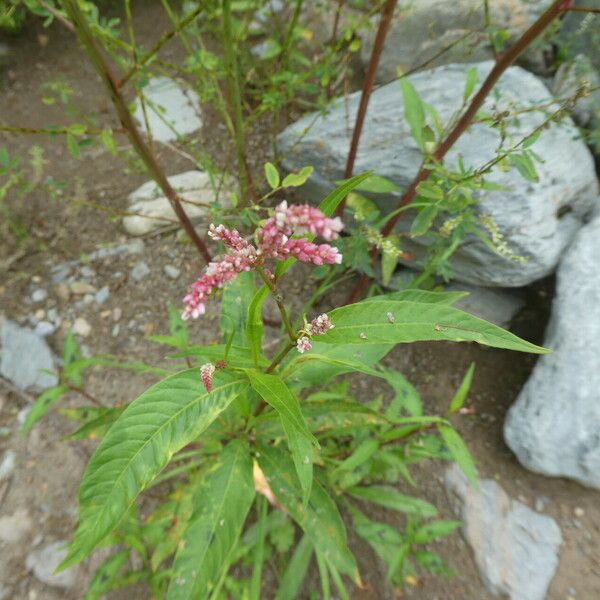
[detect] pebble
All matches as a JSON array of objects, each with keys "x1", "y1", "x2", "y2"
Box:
[
  {"x1": 31, "y1": 289, "x2": 48, "y2": 303},
  {"x1": 83, "y1": 294, "x2": 95, "y2": 305},
  {"x1": 69, "y1": 281, "x2": 96, "y2": 295},
  {"x1": 26, "y1": 541, "x2": 80, "y2": 589},
  {"x1": 573, "y1": 506, "x2": 585, "y2": 518},
  {"x1": 112, "y1": 307, "x2": 122, "y2": 322},
  {"x1": 94, "y1": 286, "x2": 110, "y2": 305},
  {"x1": 535, "y1": 495, "x2": 550, "y2": 512},
  {"x1": 72, "y1": 317, "x2": 91, "y2": 337},
  {"x1": 47, "y1": 308, "x2": 59, "y2": 323},
  {"x1": 131, "y1": 261, "x2": 151, "y2": 282},
  {"x1": 0, "y1": 449, "x2": 16, "y2": 481},
  {"x1": 34, "y1": 321, "x2": 56, "y2": 337},
  {"x1": 79, "y1": 265, "x2": 95, "y2": 278},
  {"x1": 164, "y1": 265, "x2": 181, "y2": 280},
  {"x1": 55, "y1": 283, "x2": 70, "y2": 301},
  {"x1": 111, "y1": 324, "x2": 120, "y2": 337},
  {"x1": 34, "y1": 309, "x2": 45, "y2": 321},
  {"x1": 0, "y1": 509, "x2": 32, "y2": 544}
]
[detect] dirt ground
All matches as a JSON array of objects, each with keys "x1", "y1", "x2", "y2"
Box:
[{"x1": 1, "y1": 5, "x2": 599, "y2": 600}]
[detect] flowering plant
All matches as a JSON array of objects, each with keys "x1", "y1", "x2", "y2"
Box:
[{"x1": 25, "y1": 177, "x2": 547, "y2": 598}]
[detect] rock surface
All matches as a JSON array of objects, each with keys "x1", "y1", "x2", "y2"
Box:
[
  {"x1": 445, "y1": 464, "x2": 562, "y2": 600},
  {"x1": 123, "y1": 170, "x2": 228, "y2": 236},
  {"x1": 504, "y1": 214, "x2": 600, "y2": 489},
  {"x1": 360, "y1": 0, "x2": 553, "y2": 84},
  {"x1": 133, "y1": 77, "x2": 202, "y2": 143},
  {"x1": 25, "y1": 541, "x2": 79, "y2": 589},
  {"x1": 0, "y1": 509, "x2": 32, "y2": 544},
  {"x1": 277, "y1": 62, "x2": 599, "y2": 286},
  {"x1": 0, "y1": 319, "x2": 57, "y2": 391}
]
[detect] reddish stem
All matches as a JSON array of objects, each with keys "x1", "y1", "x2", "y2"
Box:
[
  {"x1": 335, "y1": 0, "x2": 398, "y2": 217},
  {"x1": 347, "y1": 0, "x2": 569, "y2": 302}
]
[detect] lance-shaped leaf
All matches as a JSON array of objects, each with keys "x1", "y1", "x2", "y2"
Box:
[
  {"x1": 248, "y1": 371, "x2": 317, "y2": 504},
  {"x1": 246, "y1": 285, "x2": 269, "y2": 367},
  {"x1": 256, "y1": 443, "x2": 360, "y2": 584},
  {"x1": 59, "y1": 370, "x2": 247, "y2": 569},
  {"x1": 319, "y1": 300, "x2": 548, "y2": 354},
  {"x1": 220, "y1": 271, "x2": 257, "y2": 346},
  {"x1": 167, "y1": 439, "x2": 255, "y2": 600}
]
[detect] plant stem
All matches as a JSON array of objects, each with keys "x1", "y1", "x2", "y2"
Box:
[
  {"x1": 335, "y1": 0, "x2": 398, "y2": 217},
  {"x1": 222, "y1": 0, "x2": 256, "y2": 205},
  {"x1": 256, "y1": 268, "x2": 296, "y2": 341},
  {"x1": 265, "y1": 342, "x2": 295, "y2": 374},
  {"x1": 60, "y1": 0, "x2": 212, "y2": 264}
]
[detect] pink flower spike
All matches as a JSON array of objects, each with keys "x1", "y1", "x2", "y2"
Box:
[
  {"x1": 296, "y1": 336, "x2": 312, "y2": 354},
  {"x1": 307, "y1": 313, "x2": 334, "y2": 336},
  {"x1": 208, "y1": 224, "x2": 255, "y2": 253},
  {"x1": 284, "y1": 238, "x2": 342, "y2": 265},
  {"x1": 275, "y1": 202, "x2": 343, "y2": 241},
  {"x1": 200, "y1": 363, "x2": 216, "y2": 393}
]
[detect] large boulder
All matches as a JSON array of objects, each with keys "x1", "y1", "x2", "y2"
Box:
[
  {"x1": 360, "y1": 0, "x2": 554, "y2": 84},
  {"x1": 445, "y1": 464, "x2": 562, "y2": 600},
  {"x1": 277, "y1": 61, "x2": 599, "y2": 287},
  {"x1": 504, "y1": 213, "x2": 600, "y2": 489}
]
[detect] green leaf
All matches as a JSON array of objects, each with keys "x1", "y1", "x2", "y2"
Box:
[
  {"x1": 380, "y1": 368, "x2": 422, "y2": 418},
  {"x1": 84, "y1": 549, "x2": 129, "y2": 600},
  {"x1": 413, "y1": 520, "x2": 461, "y2": 544},
  {"x1": 60, "y1": 370, "x2": 247, "y2": 569},
  {"x1": 449, "y1": 363, "x2": 475, "y2": 414},
  {"x1": 63, "y1": 330, "x2": 82, "y2": 386},
  {"x1": 66, "y1": 132, "x2": 80, "y2": 159},
  {"x1": 21, "y1": 385, "x2": 68, "y2": 433},
  {"x1": 410, "y1": 205, "x2": 438, "y2": 237},
  {"x1": 415, "y1": 181, "x2": 443, "y2": 201},
  {"x1": 248, "y1": 371, "x2": 317, "y2": 504},
  {"x1": 276, "y1": 534, "x2": 313, "y2": 600},
  {"x1": 282, "y1": 166, "x2": 314, "y2": 188},
  {"x1": 400, "y1": 77, "x2": 425, "y2": 150},
  {"x1": 171, "y1": 344, "x2": 268, "y2": 368},
  {"x1": 100, "y1": 128, "x2": 117, "y2": 155},
  {"x1": 367, "y1": 289, "x2": 468, "y2": 305},
  {"x1": 463, "y1": 67, "x2": 478, "y2": 101},
  {"x1": 220, "y1": 271, "x2": 256, "y2": 346},
  {"x1": 353, "y1": 175, "x2": 400, "y2": 194},
  {"x1": 257, "y1": 443, "x2": 360, "y2": 584},
  {"x1": 336, "y1": 439, "x2": 379, "y2": 473},
  {"x1": 246, "y1": 285, "x2": 269, "y2": 367},
  {"x1": 167, "y1": 439, "x2": 255, "y2": 600},
  {"x1": 319, "y1": 299, "x2": 549, "y2": 354},
  {"x1": 348, "y1": 485, "x2": 437, "y2": 516},
  {"x1": 438, "y1": 424, "x2": 477, "y2": 487},
  {"x1": 264, "y1": 162, "x2": 280, "y2": 189}
]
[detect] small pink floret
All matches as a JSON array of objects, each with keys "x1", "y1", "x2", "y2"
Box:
[
  {"x1": 307, "y1": 313, "x2": 334, "y2": 336},
  {"x1": 200, "y1": 362, "x2": 216, "y2": 393},
  {"x1": 296, "y1": 336, "x2": 312, "y2": 354}
]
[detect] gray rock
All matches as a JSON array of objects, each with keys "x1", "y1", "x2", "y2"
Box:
[
  {"x1": 33, "y1": 321, "x2": 56, "y2": 337},
  {"x1": 130, "y1": 261, "x2": 151, "y2": 282},
  {"x1": 94, "y1": 286, "x2": 110, "y2": 305},
  {"x1": 0, "y1": 320, "x2": 57, "y2": 391},
  {"x1": 504, "y1": 214, "x2": 600, "y2": 489},
  {"x1": 72, "y1": 318, "x2": 92, "y2": 338},
  {"x1": 123, "y1": 170, "x2": 230, "y2": 236},
  {"x1": 31, "y1": 289, "x2": 48, "y2": 303},
  {"x1": 163, "y1": 265, "x2": 181, "y2": 280},
  {"x1": 133, "y1": 77, "x2": 202, "y2": 143},
  {"x1": 0, "y1": 509, "x2": 32, "y2": 544},
  {"x1": 447, "y1": 283, "x2": 525, "y2": 328},
  {"x1": 553, "y1": 54, "x2": 600, "y2": 128},
  {"x1": 0, "y1": 450, "x2": 16, "y2": 482},
  {"x1": 69, "y1": 281, "x2": 96, "y2": 295},
  {"x1": 361, "y1": 0, "x2": 553, "y2": 84},
  {"x1": 445, "y1": 464, "x2": 562, "y2": 600},
  {"x1": 277, "y1": 62, "x2": 599, "y2": 286},
  {"x1": 26, "y1": 541, "x2": 80, "y2": 589},
  {"x1": 79, "y1": 265, "x2": 96, "y2": 279}
]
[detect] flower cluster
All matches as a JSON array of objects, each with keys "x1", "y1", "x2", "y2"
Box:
[
  {"x1": 182, "y1": 202, "x2": 343, "y2": 320},
  {"x1": 296, "y1": 313, "x2": 335, "y2": 354},
  {"x1": 200, "y1": 363, "x2": 216, "y2": 393}
]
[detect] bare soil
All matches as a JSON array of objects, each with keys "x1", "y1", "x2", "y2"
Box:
[{"x1": 1, "y1": 6, "x2": 599, "y2": 600}]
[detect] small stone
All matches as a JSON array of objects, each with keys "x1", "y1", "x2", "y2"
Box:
[
  {"x1": 94, "y1": 286, "x2": 110, "y2": 305},
  {"x1": 31, "y1": 289, "x2": 48, "y2": 303},
  {"x1": 34, "y1": 321, "x2": 56, "y2": 337},
  {"x1": 111, "y1": 324, "x2": 120, "y2": 337},
  {"x1": 26, "y1": 541, "x2": 80, "y2": 589},
  {"x1": 83, "y1": 294, "x2": 95, "y2": 305},
  {"x1": 574, "y1": 507, "x2": 585, "y2": 518},
  {"x1": 164, "y1": 265, "x2": 181, "y2": 280},
  {"x1": 0, "y1": 449, "x2": 16, "y2": 481},
  {"x1": 72, "y1": 318, "x2": 91, "y2": 338},
  {"x1": 79, "y1": 265, "x2": 95, "y2": 279},
  {"x1": 69, "y1": 281, "x2": 96, "y2": 295},
  {"x1": 535, "y1": 496, "x2": 550, "y2": 512},
  {"x1": 112, "y1": 307, "x2": 122, "y2": 322},
  {"x1": 0, "y1": 509, "x2": 32, "y2": 544},
  {"x1": 17, "y1": 407, "x2": 31, "y2": 427},
  {"x1": 47, "y1": 308, "x2": 59, "y2": 323},
  {"x1": 0, "y1": 320, "x2": 57, "y2": 391},
  {"x1": 127, "y1": 319, "x2": 137, "y2": 330},
  {"x1": 130, "y1": 261, "x2": 151, "y2": 282},
  {"x1": 55, "y1": 283, "x2": 70, "y2": 301},
  {"x1": 34, "y1": 309, "x2": 45, "y2": 320}
]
